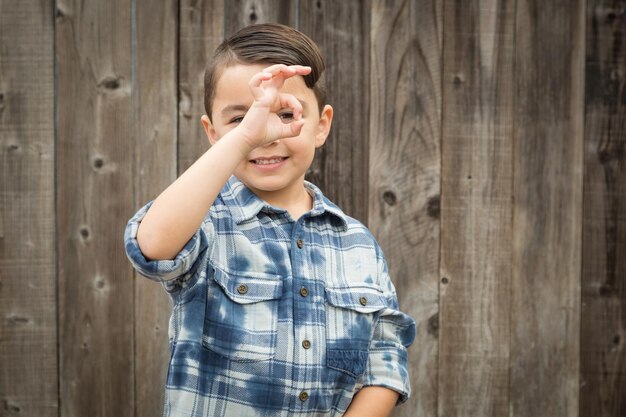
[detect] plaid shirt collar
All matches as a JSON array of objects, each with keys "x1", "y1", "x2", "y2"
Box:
[{"x1": 222, "y1": 176, "x2": 348, "y2": 231}]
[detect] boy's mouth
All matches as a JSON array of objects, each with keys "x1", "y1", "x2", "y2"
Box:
[{"x1": 251, "y1": 157, "x2": 287, "y2": 165}]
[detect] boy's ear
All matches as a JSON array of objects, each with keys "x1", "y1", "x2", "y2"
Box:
[
  {"x1": 315, "y1": 104, "x2": 333, "y2": 148},
  {"x1": 201, "y1": 115, "x2": 219, "y2": 146}
]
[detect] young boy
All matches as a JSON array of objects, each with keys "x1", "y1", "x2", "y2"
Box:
[{"x1": 125, "y1": 23, "x2": 415, "y2": 417}]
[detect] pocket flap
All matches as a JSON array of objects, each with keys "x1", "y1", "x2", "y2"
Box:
[
  {"x1": 212, "y1": 267, "x2": 283, "y2": 304},
  {"x1": 325, "y1": 283, "x2": 387, "y2": 313}
]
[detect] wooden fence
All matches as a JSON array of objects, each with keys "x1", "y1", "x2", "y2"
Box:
[{"x1": 1, "y1": 0, "x2": 624, "y2": 416}]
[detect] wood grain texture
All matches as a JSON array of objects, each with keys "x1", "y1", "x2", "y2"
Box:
[
  {"x1": 438, "y1": 0, "x2": 515, "y2": 415},
  {"x1": 510, "y1": 0, "x2": 585, "y2": 415},
  {"x1": 225, "y1": 0, "x2": 296, "y2": 37},
  {"x1": 178, "y1": 0, "x2": 225, "y2": 174},
  {"x1": 133, "y1": 1, "x2": 178, "y2": 416},
  {"x1": 580, "y1": 1, "x2": 626, "y2": 415},
  {"x1": 56, "y1": 0, "x2": 134, "y2": 415},
  {"x1": 4, "y1": 3, "x2": 626, "y2": 416},
  {"x1": 0, "y1": 1, "x2": 57, "y2": 415},
  {"x1": 367, "y1": 1, "x2": 442, "y2": 416},
  {"x1": 299, "y1": 0, "x2": 370, "y2": 223}
]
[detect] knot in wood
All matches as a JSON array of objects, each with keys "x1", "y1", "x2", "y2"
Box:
[
  {"x1": 79, "y1": 227, "x2": 90, "y2": 239},
  {"x1": 599, "y1": 284, "x2": 616, "y2": 297},
  {"x1": 248, "y1": 7, "x2": 258, "y2": 23},
  {"x1": 7, "y1": 314, "x2": 30, "y2": 325},
  {"x1": 382, "y1": 190, "x2": 397, "y2": 206},
  {"x1": 3, "y1": 400, "x2": 21, "y2": 413},
  {"x1": 427, "y1": 313, "x2": 439, "y2": 337},
  {"x1": 98, "y1": 76, "x2": 121, "y2": 91},
  {"x1": 92, "y1": 157, "x2": 104, "y2": 169},
  {"x1": 426, "y1": 195, "x2": 440, "y2": 218}
]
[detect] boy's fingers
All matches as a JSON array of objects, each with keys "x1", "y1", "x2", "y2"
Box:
[
  {"x1": 249, "y1": 65, "x2": 313, "y2": 104},
  {"x1": 278, "y1": 93, "x2": 303, "y2": 120},
  {"x1": 263, "y1": 64, "x2": 294, "y2": 76},
  {"x1": 249, "y1": 71, "x2": 272, "y2": 86},
  {"x1": 263, "y1": 64, "x2": 311, "y2": 79},
  {"x1": 292, "y1": 65, "x2": 312, "y2": 75},
  {"x1": 249, "y1": 71, "x2": 273, "y2": 100},
  {"x1": 280, "y1": 119, "x2": 305, "y2": 138}
]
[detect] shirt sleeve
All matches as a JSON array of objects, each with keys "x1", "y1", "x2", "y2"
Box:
[
  {"x1": 124, "y1": 201, "x2": 212, "y2": 289},
  {"x1": 358, "y1": 251, "x2": 416, "y2": 404}
]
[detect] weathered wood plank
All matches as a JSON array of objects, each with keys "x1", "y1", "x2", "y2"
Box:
[
  {"x1": 133, "y1": 1, "x2": 178, "y2": 416},
  {"x1": 367, "y1": 0, "x2": 442, "y2": 416},
  {"x1": 180, "y1": 0, "x2": 295, "y2": 174},
  {"x1": 56, "y1": 0, "x2": 134, "y2": 415},
  {"x1": 178, "y1": 0, "x2": 225, "y2": 174},
  {"x1": 438, "y1": 0, "x2": 515, "y2": 415},
  {"x1": 580, "y1": 1, "x2": 626, "y2": 415},
  {"x1": 0, "y1": 1, "x2": 57, "y2": 415},
  {"x1": 510, "y1": 0, "x2": 585, "y2": 415},
  {"x1": 299, "y1": 0, "x2": 370, "y2": 223},
  {"x1": 225, "y1": 0, "x2": 296, "y2": 37}
]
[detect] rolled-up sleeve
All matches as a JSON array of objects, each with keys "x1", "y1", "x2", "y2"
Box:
[
  {"x1": 124, "y1": 201, "x2": 212, "y2": 286},
  {"x1": 359, "y1": 254, "x2": 416, "y2": 404}
]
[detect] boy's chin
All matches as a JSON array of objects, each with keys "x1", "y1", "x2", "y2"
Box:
[{"x1": 239, "y1": 176, "x2": 304, "y2": 194}]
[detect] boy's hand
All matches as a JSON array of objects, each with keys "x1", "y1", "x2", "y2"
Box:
[{"x1": 237, "y1": 64, "x2": 312, "y2": 149}]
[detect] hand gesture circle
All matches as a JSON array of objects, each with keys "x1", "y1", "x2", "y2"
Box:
[{"x1": 237, "y1": 64, "x2": 312, "y2": 148}]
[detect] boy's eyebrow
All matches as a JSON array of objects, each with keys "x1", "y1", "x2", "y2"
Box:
[
  {"x1": 220, "y1": 99, "x2": 309, "y2": 116},
  {"x1": 221, "y1": 104, "x2": 249, "y2": 115}
]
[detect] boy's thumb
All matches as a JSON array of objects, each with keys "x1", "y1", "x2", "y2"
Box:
[{"x1": 289, "y1": 119, "x2": 305, "y2": 136}]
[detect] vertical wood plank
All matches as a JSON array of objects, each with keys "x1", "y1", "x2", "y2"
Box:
[
  {"x1": 0, "y1": 1, "x2": 57, "y2": 415},
  {"x1": 195, "y1": 0, "x2": 294, "y2": 176},
  {"x1": 133, "y1": 1, "x2": 178, "y2": 416},
  {"x1": 225, "y1": 0, "x2": 296, "y2": 37},
  {"x1": 299, "y1": 0, "x2": 370, "y2": 223},
  {"x1": 368, "y1": 1, "x2": 442, "y2": 416},
  {"x1": 178, "y1": 0, "x2": 225, "y2": 174},
  {"x1": 56, "y1": 0, "x2": 134, "y2": 415},
  {"x1": 180, "y1": 1, "x2": 296, "y2": 179},
  {"x1": 580, "y1": 0, "x2": 626, "y2": 415},
  {"x1": 438, "y1": 0, "x2": 516, "y2": 415},
  {"x1": 510, "y1": 0, "x2": 585, "y2": 415}
]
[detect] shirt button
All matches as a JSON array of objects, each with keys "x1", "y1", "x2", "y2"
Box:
[
  {"x1": 359, "y1": 296, "x2": 368, "y2": 306},
  {"x1": 296, "y1": 239, "x2": 303, "y2": 249},
  {"x1": 299, "y1": 391, "x2": 309, "y2": 401},
  {"x1": 302, "y1": 339, "x2": 311, "y2": 349},
  {"x1": 300, "y1": 287, "x2": 309, "y2": 297},
  {"x1": 237, "y1": 284, "x2": 248, "y2": 295}
]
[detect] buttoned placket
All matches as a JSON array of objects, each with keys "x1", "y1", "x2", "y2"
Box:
[{"x1": 291, "y1": 217, "x2": 314, "y2": 409}]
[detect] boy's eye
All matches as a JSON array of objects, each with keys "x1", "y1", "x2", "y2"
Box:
[
  {"x1": 229, "y1": 116, "x2": 244, "y2": 124},
  {"x1": 279, "y1": 112, "x2": 294, "y2": 122}
]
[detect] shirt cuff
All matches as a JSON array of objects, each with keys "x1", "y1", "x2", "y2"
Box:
[
  {"x1": 124, "y1": 201, "x2": 208, "y2": 283},
  {"x1": 360, "y1": 343, "x2": 411, "y2": 404}
]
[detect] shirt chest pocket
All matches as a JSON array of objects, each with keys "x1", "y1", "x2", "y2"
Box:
[
  {"x1": 203, "y1": 267, "x2": 283, "y2": 362},
  {"x1": 324, "y1": 284, "x2": 387, "y2": 377}
]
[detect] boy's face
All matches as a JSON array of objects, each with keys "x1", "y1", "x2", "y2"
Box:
[{"x1": 202, "y1": 64, "x2": 333, "y2": 202}]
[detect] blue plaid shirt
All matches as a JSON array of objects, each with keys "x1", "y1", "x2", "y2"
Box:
[{"x1": 125, "y1": 177, "x2": 415, "y2": 417}]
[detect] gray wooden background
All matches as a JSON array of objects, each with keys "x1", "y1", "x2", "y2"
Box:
[{"x1": 1, "y1": 0, "x2": 624, "y2": 416}]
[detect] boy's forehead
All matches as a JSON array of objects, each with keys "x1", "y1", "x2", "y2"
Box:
[{"x1": 214, "y1": 65, "x2": 259, "y2": 98}]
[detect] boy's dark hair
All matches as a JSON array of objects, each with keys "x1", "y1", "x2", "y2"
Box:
[{"x1": 204, "y1": 23, "x2": 326, "y2": 119}]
